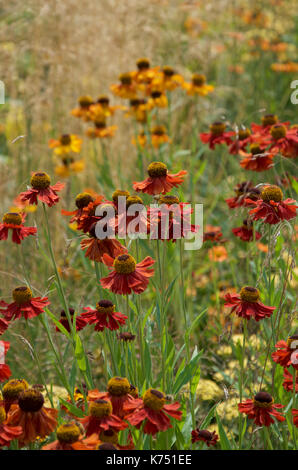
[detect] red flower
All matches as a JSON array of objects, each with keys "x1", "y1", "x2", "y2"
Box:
[
  {"x1": 247, "y1": 185, "x2": 297, "y2": 224},
  {"x1": 232, "y1": 220, "x2": 261, "y2": 242},
  {"x1": 18, "y1": 172, "x2": 64, "y2": 207},
  {"x1": 88, "y1": 377, "x2": 135, "y2": 418},
  {"x1": 0, "y1": 212, "x2": 37, "y2": 244},
  {"x1": 6, "y1": 388, "x2": 58, "y2": 447},
  {"x1": 61, "y1": 192, "x2": 97, "y2": 223},
  {"x1": 100, "y1": 253, "x2": 155, "y2": 295},
  {"x1": 238, "y1": 392, "x2": 285, "y2": 427},
  {"x1": 251, "y1": 114, "x2": 289, "y2": 137},
  {"x1": 56, "y1": 309, "x2": 87, "y2": 333},
  {"x1": 228, "y1": 128, "x2": 254, "y2": 155},
  {"x1": 282, "y1": 368, "x2": 298, "y2": 392},
  {"x1": 272, "y1": 336, "x2": 298, "y2": 370},
  {"x1": 268, "y1": 124, "x2": 298, "y2": 158},
  {"x1": 0, "y1": 341, "x2": 11, "y2": 382},
  {"x1": 224, "y1": 286, "x2": 275, "y2": 321},
  {"x1": 203, "y1": 225, "x2": 223, "y2": 243},
  {"x1": 133, "y1": 162, "x2": 187, "y2": 195},
  {"x1": 0, "y1": 286, "x2": 49, "y2": 321},
  {"x1": 225, "y1": 181, "x2": 261, "y2": 209},
  {"x1": 0, "y1": 404, "x2": 23, "y2": 448},
  {"x1": 112, "y1": 195, "x2": 148, "y2": 236},
  {"x1": 0, "y1": 317, "x2": 9, "y2": 336},
  {"x1": 200, "y1": 122, "x2": 234, "y2": 149},
  {"x1": 80, "y1": 225, "x2": 127, "y2": 262},
  {"x1": 239, "y1": 144, "x2": 274, "y2": 172},
  {"x1": 293, "y1": 409, "x2": 298, "y2": 427},
  {"x1": 42, "y1": 422, "x2": 99, "y2": 450},
  {"x1": 124, "y1": 388, "x2": 182, "y2": 435},
  {"x1": 79, "y1": 399, "x2": 127, "y2": 436},
  {"x1": 191, "y1": 429, "x2": 219, "y2": 447},
  {"x1": 78, "y1": 300, "x2": 127, "y2": 332},
  {"x1": 76, "y1": 198, "x2": 111, "y2": 233}
]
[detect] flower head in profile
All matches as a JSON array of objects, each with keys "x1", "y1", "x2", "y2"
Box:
[
  {"x1": 191, "y1": 428, "x2": 219, "y2": 447},
  {"x1": 2, "y1": 379, "x2": 29, "y2": 413},
  {"x1": 56, "y1": 308, "x2": 87, "y2": 333},
  {"x1": 133, "y1": 162, "x2": 187, "y2": 195},
  {"x1": 132, "y1": 58, "x2": 159, "y2": 91},
  {"x1": 251, "y1": 114, "x2": 289, "y2": 137},
  {"x1": 239, "y1": 143, "x2": 274, "y2": 172},
  {"x1": 88, "y1": 377, "x2": 135, "y2": 418},
  {"x1": 71, "y1": 95, "x2": 94, "y2": 120},
  {"x1": 225, "y1": 181, "x2": 261, "y2": 209},
  {"x1": 0, "y1": 212, "x2": 37, "y2": 244},
  {"x1": 268, "y1": 124, "x2": 298, "y2": 158},
  {"x1": 272, "y1": 335, "x2": 298, "y2": 370},
  {"x1": 229, "y1": 127, "x2": 253, "y2": 155},
  {"x1": 18, "y1": 172, "x2": 65, "y2": 207},
  {"x1": 238, "y1": 391, "x2": 285, "y2": 427},
  {"x1": 100, "y1": 253, "x2": 155, "y2": 295},
  {"x1": 86, "y1": 119, "x2": 117, "y2": 139},
  {"x1": 89, "y1": 95, "x2": 121, "y2": 120},
  {"x1": 110, "y1": 73, "x2": 137, "y2": 100},
  {"x1": 147, "y1": 88, "x2": 168, "y2": 109},
  {"x1": 208, "y1": 245, "x2": 228, "y2": 262},
  {"x1": 0, "y1": 403, "x2": 22, "y2": 448},
  {"x1": 203, "y1": 225, "x2": 223, "y2": 243},
  {"x1": 78, "y1": 299, "x2": 127, "y2": 332},
  {"x1": 183, "y1": 73, "x2": 214, "y2": 96},
  {"x1": 282, "y1": 369, "x2": 298, "y2": 392},
  {"x1": 76, "y1": 197, "x2": 108, "y2": 233},
  {"x1": 0, "y1": 286, "x2": 50, "y2": 321},
  {"x1": 200, "y1": 122, "x2": 234, "y2": 149},
  {"x1": 61, "y1": 192, "x2": 96, "y2": 224},
  {"x1": 153, "y1": 66, "x2": 184, "y2": 91},
  {"x1": 224, "y1": 286, "x2": 275, "y2": 321},
  {"x1": 126, "y1": 98, "x2": 148, "y2": 123},
  {"x1": 6, "y1": 388, "x2": 58, "y2": 447},
  {"x1": 49, "y1": 134, "x2": 82, "y2": 155},
  {"x1": 54, "y1": 157, "x2": 85, "y2": 178},
  {"x1": 80, "y1": 223, "x2": 127, "y2": 263},
  {"x1": 0, "y1": 341, "x2": 11, "y2": 382},
  {"x1": 97, "y1": 428, "x2": 134, "y2": 450},
  {"x1": 79, "y1": 399, "x2": 127, "y2": 436},
  {"x1": 150, "y1": 125, "x2": 171, "y2": 148},
  {"x1": 232, "y1": 219, "x2": 261, "y2": 242},
  {"x1": 42, "y1": 422, "x2": 99, "y2": 450},
  {"x1": 247, "y1": 185, "x2": 297, "y2": 224},
  {"x1": 124, "y1": 388, "x2": 182, "y2": 435}
]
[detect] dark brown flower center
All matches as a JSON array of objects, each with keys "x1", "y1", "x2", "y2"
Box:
[
  {"x1": 12, "y1": 286, "x2": 33, "y2": 304},
  {"x1": 261, "y1": 114, "x2": 277, "y2": 126},
  {"x1": 97, "y1": 95, "x2": 110, "y2": 106},
  {"x1": 210, "y1": 121, "x2": 226, "y2": 136},
  {"x1": 254, "y1": 391, "x2": 273, "y2": 403},
  {"x1": 136, "y1": 58, "x2": 150, "y2": 70},
  {"x1": 151, "y1": 125, "x2": 166, "y2": 136},
  {"x1": 60, "y1": 134, "x2": 71, "y2": 146},
  {"x1": 18, "y1": 389, "x2": 44, "y2": 412},
  {"x1": 119, "y1": 73, "x2": 132, "y2": 85},
  {"x1": 197, "y1": 429, "x2": 213, "y2": 440},
  {"x1": 79, "y1": 95, "x2": 93, "y2": 108},
  {"x1": 270, "y1": 124, "x2": 287, "y2": 140},
  {"x1": 151, "y1": 90, "x2": 162, "y2": 99},
  {"x1": 163, "y1": 66, "x2": 175, "y2": 77},
  {"x1": 75, "y1": 192, "x2": 94, "y2": 209},
  {"x1": 240, "y1": 286, "x2": 260, "y2": 302},
  {"x1": 192, "y1": 73, "x2": 206, "y2": 86}
]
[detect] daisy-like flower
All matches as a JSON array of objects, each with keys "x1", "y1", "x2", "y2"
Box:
[
  {"x1": 239, "y1": 143, "x2": 274, "y2": 172},
  {"x1": 203, "y1": 225, "x2": 223, "y2": 243},
  {"x1": 100, "y1": 253, "x2": 155, "y2": 295},
  {"x1": 200, "y1": 122, "x2": 234, "y2": 149},
  {"x1": 232, "y1": 219, "x2": 261, "y2": 242},
  {"x1": 191, "y1": 428, "x2": 219, "y2": 447},
  {"x1": 42, "y1": 422, "x2": 99, "y2": 450},
  {"x1": 147, "y1": 88, "x2": 168, "y2": 110},
  {"x1": 133, "y1": 162, "x2": 187, "y2": 195},
  {"x1": 238, "y1": 391, "x2": 285, "y2": 427},
  {"x1": 183, "y1": 73, "x2": 214, "y2": 96},
  {"x1": 151, "y1": 125, "x2": 171, "y2": 148},
  {"x1": 268, "y1": 124, "x2": 298, "y2": 158},
  {"x1": 112, "y1": 195, "x2": 148, "y2": 237},
  {"x1": 80, "y1": 399, "x2": 127, "y2": 436},
  {"x1": 126, "y1": 98, "x2": 148, "y2": 124},
  {"x1": 88, "y1": 377, "x2": 135, "y2": 418},
  {"x1": 78, "y1": 299, "x2": 127, "y2": 332},
  {"x1": 2, "y1": 379, "x2": 29, "y2": 413},
  {"x1": 76, "y1": 197, "x2": 109, "y2": 233},
  {"x1": 0, "y1": 212, "x2": 36, "y2": 245},
  {"x1": 0, "y1": 341, "x2": 11, "y2": 382},
  {"x1": 225, "y1": 181, "x2": 261, "y2": 209},
  {"x1": 110, "y1": 73, "x2": 137, "y2": 100},
  {"x1": 282, "y1": 369, "x2": 298, "y2": 392},
  {"x1": 132, "y1": 131, "x2": 147, "y2": 148},
  {"x1": 71, "y1": 95, "x2": 94, "y2": 121},
  {"x1": 0, "y1": 286, "x2": 50, "y2": 321},
  {"x1": 153, "y1": 66, "x2": 184, "y2": 91},
  {"x1": 293, "y1": 409, "x2": 298, "y2": 427},
  {"x1": 18, "y1": 172, "x2": 65, "y2": 207},
  {"x1": 208, "y1": 245, "x2": 228, "y2": 262},
  {"x1": 272, "y1": 335, "x2": 298, "y2": 370},
  {"x1": 61, "y1": 192, "x2": 96, "y2": 224},
  {"x1": 54, "y1": 158, "x2": 85, "y2": 178},
  {"x1": 251, "y1": 114, "x2": 288, "y2": 137},
  {"x1": 0, "y1": 404, "x2": 23, "y2": 448},
  {"x1": 124, "y1": 388, "x2": 182, "y2": 436},
  {"x1": 6, "y1": 388, "x2": 58, "y2": 447},
  {"x1": 89, "y1": 95, "x2": 121, "y2": 120},
  {"x1": 224, "y1": 286, "x2": 275, "y2": 321},
  {"x1": 86, "y1": 119, "x2": 117, "y2": 139},
  {"x1": 117, "y1": 332, "x2": 136, "y2": 342},
  {"x1": 80, "y1": 223, "x2": 126, "y2": 263},
  {"x1": 56, "y1": 308, "x2": 87, "y2": 333},
  {"x1": 229, "y1": 128, "x2": 254, "y2": 155},
  {"x1": 132, "y1": 58, "x2": 159, "y2": 89},
  {"x1": 112, "y1": 189, "x2": 130, "y2": 210},
  {"x1": 97, "y1": 428, "x2": 134, "y2": 450},
  {"x1": 48, "y1": 134, "x2": 82, "y2": 155},
  {"x1": 247, "y1": 185, "x2": 297, "y2": 225}
]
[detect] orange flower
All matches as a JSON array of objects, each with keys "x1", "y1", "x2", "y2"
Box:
[
  {"x1": 132, "y1": 131, "x2": 147, "y2": 148},
  {"x1": 147, "y1": 88, "x2": 168, "y2": 109},
  {"x1": 183, "y1": 73, "x2": 214, "y2": 96},
  {"x1": 0, "y1": 404, "x2": 22, "y2": 448},
  {"x1": 125, "y1": 98, "x2": 148, "y2": 123},
  {"x1": 42, "y1": 422, "x2": 99, "y2": 450},
  {"x1": 71, "y1": 95, "x2": 94, "y2": 121},
  {"x1": 6, "y1": 388, "x2": 58, "y2": 447},
  {"x1": 152, "y1": 66, "x2": 184, "y2": 91},
  {"x1": 133, "y1": 162, "x2": 187, "y2": 195},
  {"x1": 49, "y1": 134, "x2": 82, "y2": 155},
  {"x1": 88, "y1": 377, "x2": 135, "y2": 418},
  {"x1": 208, "y1": 245, "x2": 228, "y2": 262},
  {"x1": 239, "y1": 143, "x2": 275, "y2": 172},
  {"x1": 271, "y1": 62, "x2": 298, "y2": 73},
  {"x1": 86, "y1": 119, "x2": 117, "y2": 139},
  {"x1": 110, "y1": 73, "x2": 137, "y2": 100},
  {"x1": 151, "y1": 125, "x2": 171, "y2": 148},
  {"x1": 79, "y1": 399, "x2": 127, "y2": 436}
]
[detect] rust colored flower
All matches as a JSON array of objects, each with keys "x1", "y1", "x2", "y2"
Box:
[
  {"x1": 229, "y1": 127, "x2": 253, "y2": 155},
  {"x1": 225, "y1": 181, "x2": 261, "y2": 209},
  {"x1": 239, "y1": 143, "x2": 274, "y2": 172},
  {"x1": 100, "y1": 253, "x2": 155, "y2": 295},
  {"x1": 6, "y1": 388, "x2": 58, "y2": 446},
  {"x1": 191, "y1": 428, "x2": 219, "y2": 447},
  {"x1": 76, "y1": 199, "x2": 113, "y2": 233},
  {"x1": 293, "y1": 409, "x2": 298, "y2": 427},
  {"x1": 0, "y1": 404, "x2": 22, "y2": 448},
  {"x1": 2, "y1": 379, "x2": 29, "y2": 413},
  {"x1": 80, "y1": 224, "x2": 127, "y2": 263},
  {"x1": 78, "y1": 300, "x2": 127, "y2": 332},
  {"x1": 71, "y1": 95, "x2": 94, "y2": 121},
  {"x1": 42, "y1": 422, "x2": 99, "y2": 450},
  {"x1": 79, "y1": 399, "x2": 127, "y2": 436},
  {"x1": 61, "y1": 192, "x2": 97, "y2": 223},
  {"x1": 200, "y1": 122, "x2": 234, "y2": 149},
  {"x1": 19, "y1": 172, "x2": 64, "y2": 207},
  {"x1": 110, "y1": 73, "x2": 137, "y2": 100},
  {"x1": 268, "y1": 124, "x2": 298, "y2": 158},
  {"x1": 124, "y1": 388, "x2": 182, "y2": 435},
  {"x1": 238, "y1": 392, "x2": 285, "y2": 427},
  {"x1": 0, "y1": 286, "x2": 50, "y2": 321},
  {"x1": 97, "y1": 428, "x2": 134, "y2": 450},
  {"x1": 272, "y1": 335, "x2": 298, "y2": 370},
  {"x1": 112, "y1": 195, "x2": 148, "y2": 237},
  {"x1": 0, "y1": 212, "x2": 37, "y2": 244},
  {"x1": 282, "y1": 369, "x2": 298, "y2": 392},
  {"x1": 0, "y1": 341, "x2": 11, "y2": 382},
  {"x1": 224, "y1": 286, "x2": 275, "y2": 321},
  {"x1": 203, "y1": 225, "x2": 223, "y2": 243},
  {"x1": 133, "y1": 162, "x2": 187, "y2": 195},
  {"x1": 208, "y1": 245, "x2": 228, "y2": 262},
  {"x1": 251, "y1": 114, "x2": 288, "y2": 137},
  {"x1": 247, "y1": 185, "x2": 297, "y2": 224},
  {"x1": 56, "y1": 308, "x2": 87, "y2": 333},
  {"x1": 232, "y1": 219, "x2": 261, "y2": 242},
  {"x1": 88, "y1": 377, "x2": 135, "y2": 418},
  {"x1": 48, "y1": 134, "x2": 82, "y2": 155}
]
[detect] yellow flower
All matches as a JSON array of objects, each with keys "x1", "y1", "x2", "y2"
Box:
[
  {"x1": 216, "y1": 398, "x2": 239, "y2": 421},
  {"x1": 151, "y1": 125, "x2": 171, "y2": 148},
  {"x1": 132, "y1": 131, "x2": 147, "y2": 148},
  {"x1": 110, "y1": 73, "x2": 137, "y2": 100},
  {"x1": 86, "y1": 120, "x2": 117, "y2": 139},
  {"x1": 55, "y1": 159, "x2": 85, "y2": 178},
  {"x1": 183, "y1": 74, "x2": 214, "y2": 96},
  {"x1": 217, "y1": 345, "x2": 233, "y2": 357},
  {"x1": 147, "y1": 88, "x2": 168, "y2": 109},
  {"x1": 152, "y1": 66, "x2": 184, "y2": 92},
  {"x1": 49, "y1": 134, "x2": 82, "y2": 155},
  {"x1": 43, "y1": 385, "x2": 69, "y2": 408},
  {"x1": 195, "y1": 379, "x2": 224, "y2": 401}
]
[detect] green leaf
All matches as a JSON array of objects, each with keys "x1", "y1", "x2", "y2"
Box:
[
  {"x1": 58, "y1": 397, "x2": 85, "y2": 418},
  {"x1": 216, "y1": 412, "x2": 233, "y2": 450}
]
